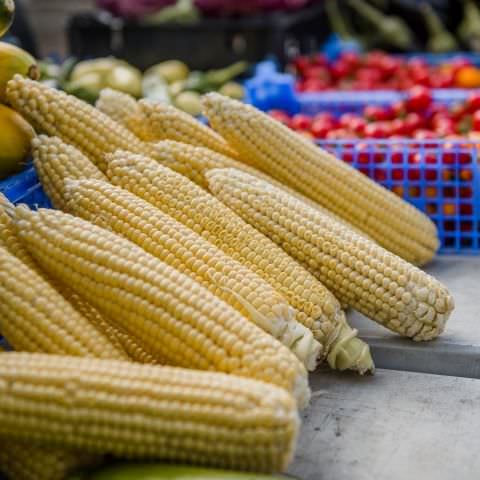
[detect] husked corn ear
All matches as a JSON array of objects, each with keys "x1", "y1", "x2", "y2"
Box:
[
  {"x1": 149, "y1": 140, "x2": 373, "y2": 241},
  {"x1": 95, "y1": 88, "x2": 141, "y2": 128},
  {"x1": 6, "y1": 76, "x2": 151, "y2": 173},
  {"x1": 0, "y1": 445, "x2": 98, "y2": 480},
  {"x1": 207, "y1": 168, "x2": 455, "y2": 341},
  {"x1": 65, "y1": 178, "x2": 321, "y2": 369},
  {"x1": 0, "y1": 193, "x2": 139, "y2": 362},
  {"x1": 0, "y1": 193, "x2": 37, "y2": 267},
  {"x1": 0, "y1": 244, "x2": 128, "y2": 359},
  {"x1": 202, "y1": 93, "x2": 439, "y2": 266},
  {"x1": 13, "y1": 206, "x2": 310, "y2": 406},
  {"x1": 106, "y1": 152, "x2": 374, "y2": 375},
  {"x1": 32, "y1": 135, "x2": 106, "y2": 211},
  {"x1": 0, "y1": 353, "x2": 299, "y2": 473},
  {"x1": 138, "y1": 100, "x2": 238, "y2": 158}
]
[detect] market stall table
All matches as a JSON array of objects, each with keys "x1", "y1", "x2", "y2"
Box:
[{"x1": 290, "y1": 368, "x2": 480, "y2": 480}]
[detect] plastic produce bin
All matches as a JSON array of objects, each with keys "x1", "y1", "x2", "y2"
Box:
[{"x1": 318, "y1": 139, "x2": 480, "y2": 254}]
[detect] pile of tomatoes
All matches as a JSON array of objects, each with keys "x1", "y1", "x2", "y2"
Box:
[
  {"x1": 290, "y1": 51, "x2": 480, "y2": 92},
  {"x1": 269, "y1": 87, "x2": 480, "y2": 140}
]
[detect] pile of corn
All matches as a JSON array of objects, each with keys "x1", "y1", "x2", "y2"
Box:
[{"x1": 0, "y1": 75, "x2": 454, "y2": 480}]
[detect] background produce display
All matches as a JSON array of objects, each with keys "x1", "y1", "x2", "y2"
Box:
[
  {"x1": 39, "y1": 56, "x2": 247, "y2": 116},
  {"x1": 290, "y1": 51, "x2": 480, "y2": 91}
]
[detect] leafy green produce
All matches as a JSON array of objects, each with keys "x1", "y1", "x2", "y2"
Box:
[{"x1": 421, "y1": 2, "x2": 458, "y2": 53}]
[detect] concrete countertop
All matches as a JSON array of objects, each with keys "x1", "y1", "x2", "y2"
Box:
[
  {"x1": 290, "y1": 369, "x2": 480, "y2": 480},
  {"x1": 348, "y1": 256, "x2": 480, "y2": 378}
]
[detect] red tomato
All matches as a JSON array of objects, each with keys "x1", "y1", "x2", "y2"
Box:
[
  {"x1": 363, "y1": 105, "x2": 390, "y2": 122},
  {"x1": 406, "y1": 86, "x2": 433, "y2": 112},
  {"x1": 404, "y1": 112, "x2": 424, "y2": 133},
  {"x1": 466, "y1": 92, "x2": 480, "y2": 113},
  {"x1": 313, "y1": 112, "x2": 337, "y2": 124},
  {"x1": 269, "y1": 110, "x2": 291, "y2": 125},
  {"x1": 290, "y1": 114, "x2": 312, "y2": 131},
  {"x1": 391, "y1": 100, "x2": 407, "y2": 118},
  {"x1": 363, "y1": 122, "x2": 389, "y2": 138},
  {"x1": 311, "y1": 53, "x2": 327, "y2": 66},
  {"x1": 472, "y1": 110, "x2": 480, "y2": 131},
  {"x1": 430, "y1": 70, "x2": 455, "y2": 89},
  {"x1": 293, "y1": 55, "x2": 310, "y2": 74},
  {"x1": 302, "y1": 78, "x2": 329, "y2": 92},
  {"x1": 311, "y1": 120, "x2": 332, "y2": 139},
  {"x1": 330, "y1": 61, "x2": 351, "y2": 80},
  {"x1": 340, "y1": 51, "x2": 361, "y2": 68},
  {"x1": 325, "y1": 128, "x2": 355, "y2": 139},
  {"x1": 390, "y1": 118, "x2": 406, "y2": 135},
  {"x1": 339, "y1": 113, "x2": 361, "y2": 128}
]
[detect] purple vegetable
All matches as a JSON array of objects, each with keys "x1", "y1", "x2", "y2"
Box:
[
  {"x1": 194, "y1": 0, "x2": 311, "y2": 14},
  {"x1": 96, "y1": 0, "x2": 176, "y2": 18}
]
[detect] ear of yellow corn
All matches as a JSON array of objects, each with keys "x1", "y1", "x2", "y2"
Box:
[
  {"x1": 5, "y1": 76, "x2": 151, "y2": 173},
  {"x1": 0, "y1": 444, "x2": 99, "y2": 480},
  {"x1": 149, "y1": 140, "x2": 374, "y2": 242},
  {"x1": 32, "y1": 135, "x2": 106, "y2": 211},
  {"x1": 64, "y1": 178, "x2": 321, "y2": 370},
  {"x1": 95, "y1": 88, "x2": 141, "y2": 129},
  {"x1": 12, "y1": 205, "x2": 310, "y2": 406},
  {"x1": 105, "y1": 151, "x2": 374, "y2": 375},
  {"x1": 0, "y1": 193, "x2": 144, "y2": 363},
  {"x1": 0, "y1": 244, "x2": 129, "y2": 359},
  {"x1": 138, "y1": 100, "x2": 238, "y2": 158},
  {"x1": 202, "y1": 93, "x2": 439, "y2": 266},
  {"x1": 206, "y1": 168, "x2": 454, "y2": 341},
  {"x1": 0, "y1": 352, "x2": 300, "y2": 473}
]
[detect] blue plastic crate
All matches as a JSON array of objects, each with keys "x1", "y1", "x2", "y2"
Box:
[
  {"x1": 0, "y1": 166, "x2": 51, "y2": 208},
  {"x1": 317, "y1": 139, "x2": 480, "y2": 254},
  {"x1": 298, "y1": 88, "x2": 478, "y2": 116}
]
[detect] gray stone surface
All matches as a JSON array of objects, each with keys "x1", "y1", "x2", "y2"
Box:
[
  {"x1": 290, "y1": 369, "x2": 480, "y2": 480},
  {"x1": 348, "y1": 256, "x2": 480, "y2": 378}
]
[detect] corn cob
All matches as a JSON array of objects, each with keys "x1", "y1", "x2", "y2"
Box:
[
  {"x1": 207, "y1": 168, "x2": 455, "y2": 341},
  {"x1": 0, "y1": 244, "x2": 128, "y2": 359},
  {"x1": 12, "y1": 206, "x2": 310, "y2": 406},
  {"x1": 1, "y1": 193, "x2": 151, "y2": 364},
  {"x1": 138, "y1": 100, "x2": 238, "y2": 158},
  {"x1": 95, "y1": 88, "x2": 141, "y2": 128},
  {"x1": 106, "y1": 151, "x2": 374, "y2": 374},
  {"x1": 0, "y1": 352, "x2": 299, "y2": 473},
  {"x1": 149, "y1": 140, "x2": 373, "y2": 242},
  {"x1": 0, "y1": 445, "x2": 98, "y2": 480},
  {"x1": 202, "y1": 93, "x2": 439, "y2": 266},
  {"x1": 64, "y1": 178, "x2": 321, "y2": 369},
  {"x1": 32, "y1": 135, "x2": 107, "y2": 211},
  {"x1": 5, "y1": 76, "x2": 151, "y2": 173}
]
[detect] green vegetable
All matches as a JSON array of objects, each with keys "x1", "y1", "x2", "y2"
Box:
[
  {"x1": 105, "y1": 64, "x2": 143, "y2": 97},
  {"x1": 421, "y1": 2, "x2": 458, "y2": 53},
  {"x1": 203, "y1": 61, "x2": 248, "y2": 89},
  {"x1": 458, "y1": 0, "x2": 480, "y2": 52},
  {"x1": 144, "y1": 60, "x2": 190, "y2": 84},
  {"x1": 183, "y1": 62, "x2": 248, "y2": 94},
  {"x1": 348, "y1": 0, "x2": 414, "y2": 50},
  {"x1": 142, "y1": 0, "x2": 200, "y2": 25},
  {"x1": 142, "y1": 74, "x2": 171, "y2": 105},
  {"x1": 70, "y1": 58, "x2": 121, "y2": 82},
  {"x1": 218, "y1": 81, "x2": 244, "y2": 100},
  {"x1": 70, "y1": 463, "x2": 295, "y2": 480},
  {"x1": 174, "y1": 90, "x2": 202, "y2": 115},
  {"x1": 325, "y1": 0, "x2": 355, "y2": 41}
]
